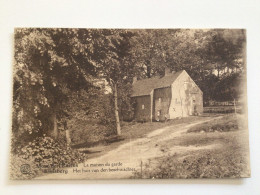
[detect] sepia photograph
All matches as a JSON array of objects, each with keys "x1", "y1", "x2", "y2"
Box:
[{"x1": 10, "y1": 28, "x2": 250, "y2": 180}]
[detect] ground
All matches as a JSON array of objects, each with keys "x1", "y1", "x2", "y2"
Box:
[{"x1": 35, "y1": 113, "x2": 250, "y2": 179}]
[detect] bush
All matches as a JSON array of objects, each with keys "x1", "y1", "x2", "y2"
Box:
[
  {"x1": 69, "y1": 118, "x2": 115, "y2": 146},
  {"x1": 134, "y1": 149, "x2": 248, "y2": 179},
  {"x1": 65, "y1": 91, "x2": 117, "y2": 146},
  {"x1": 10, "y1": 135, "x2": 87, "y2": 179},
  {"x1": 187, "y1": 114, "x2": 240, "y2": 133}
]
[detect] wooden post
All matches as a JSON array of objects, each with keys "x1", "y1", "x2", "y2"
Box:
[
  {"x1": 140, "y1": 160, "x2": 143, "y2": 179},
  {"x1": 150, "y1": 90, "x2": 153, "y2": 122}
]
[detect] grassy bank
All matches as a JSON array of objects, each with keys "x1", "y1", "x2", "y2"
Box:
[
  {"x1": 134, "y1": 114, "x2": 250, "y2": 179},
  {"x1": 73, "y1": 116, "x2": 205, "y2": 150}
]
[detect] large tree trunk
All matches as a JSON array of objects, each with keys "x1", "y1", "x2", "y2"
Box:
[
  {"x1": 113, "y1": 83, "x2": 121, "y2": 135},
  {"x1": 63, "y1": 120, "x2": 71, "y2": 146},
  {"x1": 65, "y1": 129, "x2": 71, "y2": 146},
  {"x1": 52, "y1": 112, "x2": 58, "y2": 139}
]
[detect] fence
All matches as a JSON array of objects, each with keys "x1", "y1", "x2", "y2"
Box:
[{"x1": 203, "y1": 106, "x2": 242, "y2": 113}]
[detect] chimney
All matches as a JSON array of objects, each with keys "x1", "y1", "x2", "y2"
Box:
[
  {"x1": 133, "y1": 76, "x2": 137, "y2": 84},
  {"x1": 164, "y1": 67, "x2": 172, "y2": 76}
]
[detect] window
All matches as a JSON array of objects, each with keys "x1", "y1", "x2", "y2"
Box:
[
  {"x1": 158, "y1": 98, "x2": 161, "y2": 103},
  {"x1": 142, "y1": 104, "x2": 145, "y2": 109}
]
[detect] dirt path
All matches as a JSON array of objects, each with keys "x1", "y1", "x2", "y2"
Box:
[{"x1": 36, "y1": 116, "x2": 221, "y2": 180}]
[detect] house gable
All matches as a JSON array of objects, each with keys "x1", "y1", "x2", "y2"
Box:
[{"x1": 169, "y1": 70, "x2": 203, "y2": 119}]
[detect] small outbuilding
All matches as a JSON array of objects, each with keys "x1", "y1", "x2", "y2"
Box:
[{"x1": 131, "y1": 69, "x2": 203, "y2": 122}]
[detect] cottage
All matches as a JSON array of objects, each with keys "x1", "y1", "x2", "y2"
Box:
[{"x1": 131, "y1": 69, "x2": 203, "y2": 122}]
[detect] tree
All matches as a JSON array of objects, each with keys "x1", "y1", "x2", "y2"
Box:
[
  {"x1": 132, "y1": 29, "x2": 246, "y2": 103},
  {"x1": 13, "y1": 28, "x2": 96, "y2": 143},
  {"x1": 92, "y1": 30, "x2": 136, "y2": 135},
  {"x1": 132, "y1": 29, "x2": 181, "y2": 78}
]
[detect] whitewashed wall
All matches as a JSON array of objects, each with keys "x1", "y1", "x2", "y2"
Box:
[{"x1": 169, "y1": 71, "x2": 203, "y2": 119}]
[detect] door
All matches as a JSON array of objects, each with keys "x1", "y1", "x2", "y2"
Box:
[{"x1": 155, "y1": 98, "x2": 162, "y2": 121}]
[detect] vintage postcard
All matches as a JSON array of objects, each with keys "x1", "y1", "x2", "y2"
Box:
[{"x1": 10, "y1": 28, "x2": 250, "y2": 180}]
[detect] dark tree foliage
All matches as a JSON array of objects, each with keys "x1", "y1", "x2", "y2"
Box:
[{"x1": 13, "y1": 28, "x2": 97, "y2": 142}]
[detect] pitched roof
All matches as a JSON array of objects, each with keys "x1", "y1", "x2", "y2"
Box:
[{"x1": 132, "y1": 70, "x2": 184, "y2": 97}]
